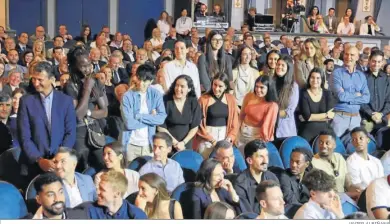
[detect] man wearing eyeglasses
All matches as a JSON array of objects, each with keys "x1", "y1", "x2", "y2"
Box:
[
  {"x1": 214, "y1": 140, "x2": 238, "y2": 174},
  {"x1": 312, "y1": 129, "x2": 360, "y2": 200}
]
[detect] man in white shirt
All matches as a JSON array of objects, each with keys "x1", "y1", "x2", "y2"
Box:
[
  {"x1": 294, "y1": 169, "x2": 344, "y2": 219},
  {"x1": 53, "y1": 147, "x2": 97, "y2": 208},
  {"x1": 365, "y1": 175, "x2": 390, "y2": 219},
  {"x1": 346, "y1": 127, "x2": 384, "y2": 191},
  {"x1": 360, "y1": 16, "x2": 380, "y2": 36},
  {"x1": 337, "y1": 16, "x2": 355, "y2": 36},
  {"x1": 163, "y1": 40, "x2": 201, "y2": 97},
  {"x1": 256, "y1": 180, "x2": 288, "y2": 219}
]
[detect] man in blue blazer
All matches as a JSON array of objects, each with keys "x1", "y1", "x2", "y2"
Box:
[
  {"x1": 280, "y1": 39, "x2": 294, "y2": 56},
  {"x1": 18, "y1": 61, "x2": 76, "y2": 181},
  {"x1": 53, "y1": 147, "x2": 96, "y2": 208}
]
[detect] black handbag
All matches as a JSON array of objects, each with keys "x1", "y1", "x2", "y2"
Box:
[{"x1": 84, "y1": 118, "x2": 106, "y2": 149}]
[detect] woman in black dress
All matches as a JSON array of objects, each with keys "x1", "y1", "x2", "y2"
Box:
[
  {"x1": 64, "y1": 46, "x2": 108, "y2": 172},
  {"x1": 299, "y1": 68, "x2": 335, "y2": 143},
  {"x1": 158, "y1": 75, "x2": 201, "y2": 152}
]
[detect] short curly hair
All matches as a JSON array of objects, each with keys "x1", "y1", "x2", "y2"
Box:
[{"x1": 302, "y1": 169, "x2": 335, "y2": 192}]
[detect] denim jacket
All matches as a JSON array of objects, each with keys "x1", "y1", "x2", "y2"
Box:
[{"x1": 119, "y1": 87, "x2": 167, "y2": 147}]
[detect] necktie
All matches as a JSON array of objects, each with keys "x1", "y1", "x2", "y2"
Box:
[
  {"x1": 114, "y1": 70, "x2": 120, "y2": 84},
  {"x1": 368, "y1": 25, "x2": 373, "y2": 35},
  {"x1": 93, "y1": 63, "x2": 100, "y2": 73},
  {"x1": 22, "y1": 46, "x2": 26, "y2": 51}
]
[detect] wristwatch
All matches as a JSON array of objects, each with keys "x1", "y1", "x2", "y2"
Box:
[{"x1": 87, "y1": 109, "x2": 92, "y2": 117}]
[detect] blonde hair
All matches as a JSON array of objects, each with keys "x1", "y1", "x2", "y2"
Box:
[
  {"x1": 33, "y1": 40, "x2": 46, "y2": 59},
  {"x1": 300, "y1": 38, "x2": 324, "y2": 69},
  {"x1": 100, "y1": 170, "x2": 128, "y2": 197}
]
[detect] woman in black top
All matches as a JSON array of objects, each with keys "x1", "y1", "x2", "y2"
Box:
[
  {"x1": 63, "y1": 46, "x2": 108, "y2": 172},
  {"x1": 74, "y1": 25, "x2": 92, "y2": 46},
  {"x1": 135, "y1": 173, "x2": 183, "y2": 219},
  {"x1": 158, "y1": 75, "x2": 201, "y2": 151},
  {"x1": 198, "y1": 30, "x2": 233, "y2": 92},
  {"x1": 299, "y1": 68, "x2": 335, "y2": 143}
]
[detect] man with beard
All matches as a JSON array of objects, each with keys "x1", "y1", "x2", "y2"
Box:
[
  {"x1": 234, "y1": 139, "x2": 279, "y2": 214},
  {"x1": 4, "y1": 49, "x2": 27, "y2": 77},
  {"x1": 256, "y1": 180, "x2": 288, "y2": 219},
  {"x1": 346, "y1": 127, "x2": 384, "y2": 191},
  {"x1": 32, "y1": 172, "x2": 68, "y2": 219},
  {"x1": 312, "y1": 130, "x2": 360, "y2": 200},
  {"x1": 323, "y1": 59, "x2": 335, "y2": 85}
]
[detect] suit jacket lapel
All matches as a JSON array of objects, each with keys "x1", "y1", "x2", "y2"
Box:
[
  {"x1": 35, "y1": 93, "x2": 50, "y2": 134},
  {"x1": 75, "y1": 174, "x2": 88, "y2": 201}
]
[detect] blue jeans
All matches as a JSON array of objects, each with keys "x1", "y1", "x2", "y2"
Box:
[{"x1": 331, "y1": 113, "x2": 361, "y2": 137}]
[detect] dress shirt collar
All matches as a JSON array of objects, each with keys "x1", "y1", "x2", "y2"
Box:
[
  {"x1": 102, "y1": 200, "x2": 127, "y2": 218},
  {"x1": 33, "y1": 206, "x2": 66, "y2": 219},
  {"x1": 150, "y1": 158, "x2": 172, "y2": 167},
  {"x1": 40, "y1": 89, "x2": 54, "y2": 101}
]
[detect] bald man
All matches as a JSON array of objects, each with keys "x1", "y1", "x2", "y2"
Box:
[
  {"x1": 329, "y1": 46, "x2": 370, "y2": 137},
  {"x1": 89, "y1": 48, "x2": 106, "y2": 72}
]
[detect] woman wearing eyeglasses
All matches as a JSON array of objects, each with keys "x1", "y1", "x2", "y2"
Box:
[{"x1": 198, "y1": 30, "x2": 233, "y2": 92}]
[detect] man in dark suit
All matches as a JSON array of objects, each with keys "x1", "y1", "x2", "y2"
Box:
[
  {"x1": 18, "y1": 61, "x2": 76, "y2": 181},
  {"x1": 121, "y1": 39, "x2": 136, "y2": 63},
  {"x1": 109, "y1": 55, "x2": 129, "y2": 86},
  {"x1": 356, "y1": 54, "x2": 369, "y2": 72},
  {"x1": 89, "y1": 48, "x2": 107, "y2": 73},
  {"x1": 194, "y1": 3, "x2": 209, "y2": 22},
  {"x1": 15, "y1": 32, "x2": 32, "y2": 56},
  {"x1": 0, "y1": 93, "x2": 13, "y2": 155},
  {"x1": 280, "y1": 38, "x2": 294, "y2": 56},
  {"x1": 324, "y1": 8, "x2": 338, "y2": 34}
]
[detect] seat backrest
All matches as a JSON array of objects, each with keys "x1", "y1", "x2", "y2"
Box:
[
  {"x1": 375, "y1": 126, "x2": 390, "y2": 151},
  {"x1": 171, "y1": 182, "x2": 195, "y2": 202},
  {"x1": 25, "y1": 175, "x2": 40, "y2": 200},
  {"x1": 280, "y1": 136, "x2": 312, "y2": 169},
  {"x1": 341, "y1": 133, "x2": 377, "y2": 156},
  {"x1": 125, "y1": 191, "x2": 139, "y2": 205},
  {"x1": 208, "y1": 147, "x2": 247, "y2": 172},
  {"x1": 171, "y1": 150, "x2": 203, "y2": 173},
  {"x1": 312, "y1": 135, "x2": 347, "y2": 156},
  {"x1": 82, "y1": 167, "x2": 98, "y2": 178},
  {"x1": 128, "y1": 156, "x2": 153, "y2": 171},
  {"x1": 0, "y1": 181, "x2": 28, "y2": 219},
  {"x1": 266, "y1": 142, "x2": 284, "y2": 169}
]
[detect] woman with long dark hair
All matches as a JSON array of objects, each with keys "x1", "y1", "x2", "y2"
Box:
[
  {"x1": 260, "y1": 50, "x2": 280, "y2": 76},
  {"x1": 299, "y1": 68, "x2": 334, "y2": 143},
  {"x1": 237, "y1": 76, "x2": 279, "y2": 154},
  {"x1": 158, "y1": 75, "x2": 201, "y2": 152},
  {"x1": 196, "y1": 73, "x2": 239, "y2": 159},
  {"x1": 75, "y1": 25, "x2": 92, "y2": 45},
  {"x1": 157, "y1": 11, "x2": 171, "y2": 40},
  {"x1": 181, "y1": 159, "x2": 243, "y2": 219},
  {"x1": 135, "y1": 173, "x2": 183, "y2": 219},
  {"x1": 307, "y1": 6, "x2": 320, "y2": 29},
  {"x1": 274, "y1": 56, "x2": 299, "y2": 139},
  {"x1": 198, "y1": 30, "x2": 233, "y2": 92},
  {"x1": 63, "y1": 46, "x2": 108, "y2": 172}
]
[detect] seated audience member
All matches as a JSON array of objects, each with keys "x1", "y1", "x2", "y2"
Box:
[
  {"x1": 175, "y1": 9, "x2": 192, "y2": 38},
  {"x1": 331, "y1": 47, "x2": 344, "y2": 66},
  {"x1": 143, "y1": 40, "x2": 160, "y2": 64},
  {"x1": 58, "y1": 73, "x2": 70, "y2": 90},
  {"x1": 337, "y1": 16, "x2": 355, "y2": 36},
  {"x1": 73, "y1": 170, "x2": 147, "y2": 219},
  {"x1": 109, "y1": 55, "x2": 129, "y2": 86},
  {"x1": 165, "y1": 27, "x2": 177, "y2": 41},
  {"x1": 135, "y1": 173, "x2": 183, "y2": 219},
  {"x1": 182, "y1": 159, "x2": 243, "y2": 219},
  {"x1": 120, "y1": 64, "x2": 167, "y2": 163},
  {"x1": 295, "y1": 38, "x2": 325, "y2": 89},
  {"x1": 4, "y1": 49, "x2": 27, "y2": 77},
  {"x1": 232, "y1": 47, "x2": 259, "y2": 107},
  {"x1": 313, "y1": 15, "x2": 330, "y2": 34},
  {"x1": 360, "y1": 16, "x2": 380, "y2": 36},
  {"x1": 237, "y1": 76, "x2": 278, "y2": 153},
  {"x1": 32, "y1": 173, "x2": 75, "y2": 219},
  {"x1": 294, "y1": 169, "x2": 344, "y2": 219},
  {"x1": 324, "y1": 8, "x2": 337, "y2": 34},
  {"x1": 95, "y1": 142, "x2": 140, "y2": 198},
  {"x1": 274, "y1": 56, "x2": 299, "y2": 139},
  {"x1": 1, "y1": 70, "x2": 24, "y2": 97},
  {"x1": 158, "y1": 75, "x2": 201, "y2": 152},
  {"x1": 204, "y1": 202, "x2": 236, "y2": 219},
  {"x1": 121, "y1": 39, "x2": 136, "y2": 63},
  {"x1": 260, "y1": 50, "x2": 280, "y2": 76},
  {"x1": 139, "y1": 133, "x2": 184, "y2": 193},
  {"x1": 307, "y1": 6, "x2": 320, "y2": 29},
  {"x1": 47, "y1": 36, "x2": 69, "y2": 59},
  {"x1": 361, "y1": 50, "x2": 390, "y2": 133},
  {"x1": 330, "y1": 47, "x2": 370, "y2": 137},
  {"x1": 163, "y1": 40, "x2": 201, "y2": 98},
  {"x1": 234, "y1": 140, "x2": 279, "y2": 214},
  {"x1": 0, "y1": 92, "x2": 13, "y2": 154},
  {"x1": 256, "y1": 180, "x2": 288, "y2": 219},
  {"x1": 213, "y1": 140, "x2": 237, "y2": 174},
  {"x1": 6, "y1": 88, "x2": 26, "y2": 148},
  {"x1": 312, "y1": 130, "x2": 361, "y2": 199},
  {"x1": 324, "y1": 59, "x2": 335, "y2": 82},
  {"x1": 278, "y1": 148, "x2": 311, "y2": 217},
  {"x1": 356, "y1": 54, "x2": 369, "y2": 72},
  {"x1": 280, "y1": 39, "x2": 294, "y2": 56},
  {"x1": 90, "y1": 48, "x2": 107, "y2": 73},
  {"x1": 195, "y1": 3, "x2": 209, "y2": 20},
  {"x1": 196, "y1": 73, "x2": 239, "y2": 159},
  {"x1": 299, "y1": 68, "x2": 334, "y2": 143},
  {"x1": 365, "y1": 175, "x2": 390, "y2": 219},
  {"x1": 53, "y1": 147, "x2": 97, "y2": 208},
  {"x1": 150, "y1": 28, "x2": 164, "y2": 54},
  {"x1": 212, "y1": 4, "x2": 225, "y2": 18},
  {"x1": 346, "y1": 127, "x2": 384, "y2": 191}
]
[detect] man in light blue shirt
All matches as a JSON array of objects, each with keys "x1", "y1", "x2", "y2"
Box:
[
  {"x1": 139, "y1": 133, "x2": 185, "y2": 193},
  {"x1": 120, "y1": 64, "x2": 167, "y2": 163},
  {"x1": 294, "y1": 169, "x2": 344, "y2": 219},
  {"x1": 330, "y1": 46, "x2": 370, "y2": 137}
]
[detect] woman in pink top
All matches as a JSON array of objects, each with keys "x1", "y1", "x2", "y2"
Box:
[{"x1": 237, "y1": 75, "x2": 279, "y2": 155}]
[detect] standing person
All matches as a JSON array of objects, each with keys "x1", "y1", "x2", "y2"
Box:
[
  {"x1": 237, "y1": 76, "x2": 279, "y2": 154},
  {"x1": 63, "y1": 46, "x2": 108, "y2": 172},
  {"x1": 329, "y1": 47, "x2": 370, "y2": 137},
  {"x1": 196, "y1": 73, "x2": 239, "y2": 159},
  {"x1": 299, "y1": 68, "x2": 335, "y2": 143},
  {"x1": 18, "y1": 61, "x2": 76, "y2": 183},
  {"x1": 274, "y1": 56, "x2": 299, "y2": 139},
  {"x1": 158, "y1": 75, "x2": 201, "y2": 151},
  {"x1": 157, "y1": 11, "x2": 171, "y2": 40}
]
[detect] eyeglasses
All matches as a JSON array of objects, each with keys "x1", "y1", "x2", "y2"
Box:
[{"x1": 330, "y1": 161, "x2": 339, "y2": 177}]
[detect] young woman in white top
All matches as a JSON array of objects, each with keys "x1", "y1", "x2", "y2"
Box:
[
  {"x1": 175, "y1": 8, "x2": 193, "y2": 38},
  {"x1": 94, "y1": 142, "x2": 140, "y2": 199},
  {"x1": 157, "y1": 11, "x2": 171, "y2": 40},
  {"x1": 144, "y1": 40, "x2": 160, "y2": 64},
  {"x1": 150, "y1": 28, "x2": 165, "y2": 53}
]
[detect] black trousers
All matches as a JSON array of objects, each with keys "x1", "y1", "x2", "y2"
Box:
[{"x1": 74, "y1": 126, "x2": 105, "y2": 172}]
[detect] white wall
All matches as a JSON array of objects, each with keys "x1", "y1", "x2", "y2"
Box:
[
  {"x1": 377, "y1": 0, "x2": 390, "y2": 36},
  {"x1": 355, "y1": 0, "x2": 374, "y2": 23},
  {"x1": 231, "y1": 0, "x2": 244, "y2": 29}
]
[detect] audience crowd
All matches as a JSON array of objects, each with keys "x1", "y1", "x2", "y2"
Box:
[{"x1": 0, "y1": 3, "x2": 390, "y2": 220}]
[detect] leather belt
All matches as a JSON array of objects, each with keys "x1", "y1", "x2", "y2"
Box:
[{"x1": 334, "y1": 111, "x2": 359, "y2": 117}]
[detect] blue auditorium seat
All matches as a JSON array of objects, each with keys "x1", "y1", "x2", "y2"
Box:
[
  {"x1": 0, "y1": 181, "x2": 28, "y2": 219},
  {"x1": 128, "y1": 156, "x2": 152, "y2": 172},
  {"x1": 279, "y1": 136, "x2": 312, "y2": 169},
  {"x1": 312, "y1": 135, "x2": 347, "y2": 156}
]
